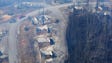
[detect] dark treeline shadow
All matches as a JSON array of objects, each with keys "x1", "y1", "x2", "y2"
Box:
[{"x1": 65, "y1": 8, "x2": 112, "y2": 63}]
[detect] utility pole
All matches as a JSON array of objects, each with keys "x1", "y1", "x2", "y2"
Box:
[
  {"x1": 72, "y1": 0, "x2": 76, "y2": 7},
  {"x1": 96, "y1": 0, "x2": 100, "y2": 11},
  {"x1": 73, "y1": 0, "x2": 79, "y2": 6},
  {"x1": 85, "y1": 0, "x2": 89, "y2": 10},
  {"x1": 86, "y1": 0, "x2": 89, "y2": 7},
  {"x1": 42, "y1": 0, "x2": 45, "y2": 25}
]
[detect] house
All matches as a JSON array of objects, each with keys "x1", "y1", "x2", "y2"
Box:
[
  {"x1": 37, "y1": 15, "x2": 52, "y2": 25},
  {"x1": 38, "y1": 25, "x2": 48, "y2": 31},
  {"x1": 40, "y1": 46, "x2": 53, "y2": 55},
  {"x1": 31, "y1": 17, "x2": 39, "y2": 25},
  {"x1": 34, "y1": 34, "x2": 50, "y2": 43},
  {"x1": 0, "y1": 47, "x2": 8, "y2": 59},
  {"x1": 36, "y1": 25, "x2": 49, "y2": 33},
  {"x1": 37, "y1": 37, "x2": 50, "y2": 43},
  {"x1": 40, "y1": 46, "x2": 57, "y2": 63}
]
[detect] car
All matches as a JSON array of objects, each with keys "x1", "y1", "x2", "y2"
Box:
[
  {"x1": 9, "y1": 19, "x2": 16, "y2": 23},
  {"x1": 19, "y1": 15, "x2": 25, "y2": 19}
]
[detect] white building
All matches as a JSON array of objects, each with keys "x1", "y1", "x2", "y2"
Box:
[
  {"x1": 32, "y1": 17, "x2": 39, "y2": 25},
  {"x1": 38, "y1": 15, "x2": 52, "y2": 24},
  {"x1": 40, "y1": 46, "x2": 53, "y2": 55},
  {"x1": 34, "y1": 34, "x2": 50, "y2": 43},
  {"x1": 38, "y1": 25, "x2": 48, "y2": 31}
]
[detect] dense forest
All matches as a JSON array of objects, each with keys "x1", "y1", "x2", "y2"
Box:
[{"x1": 65, "y1": 8, "x2": 112, "y2": 63}]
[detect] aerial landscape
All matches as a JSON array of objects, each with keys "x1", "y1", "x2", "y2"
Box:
[{"x1": 0, "y1": 0, "x2": 112, "y2": 63}]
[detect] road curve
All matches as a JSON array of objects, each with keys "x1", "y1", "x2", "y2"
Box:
[{"x1": 8, "y1": 3, "x2": 74, "y2": 63}]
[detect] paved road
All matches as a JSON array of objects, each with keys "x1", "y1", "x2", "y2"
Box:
[
  {"x1": 8, "y1": 17, "x2": 27, "y2": 63},
  {"x1": 8, "y1": 23, "x2": 18, "y2": 63},
  {"x1": 26, "y1": 3, "x2": 73, "y2": 16}
]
